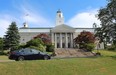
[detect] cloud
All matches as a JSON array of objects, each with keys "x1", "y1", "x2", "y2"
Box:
[
  {"x1": 21, "y1": 7, "x2": 53, "y2": 27},
  {"x1": 0, "y1": 1, "x2": 53, "y2": 37},
  {"x1": 67, "y1": 9, "x2": 100, "y2": 28},
  {"x1": 0, "y1": 14, "x2": 21, "y2": 37},
  {"x1": 0, "y1": 19, "x2": 10, "y2": 37}
]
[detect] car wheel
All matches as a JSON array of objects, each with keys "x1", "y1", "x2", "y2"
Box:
[
  {"x1": 17, "y1": 56, "x2": 24, "y2": 61},
  {"x1": 44, "y1": 56, "x2": 49, "y2": 60}
]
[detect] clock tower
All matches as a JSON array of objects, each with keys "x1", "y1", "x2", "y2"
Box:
[{"x1": 56, "y1": 9, "x2": 64, "y2": 26}]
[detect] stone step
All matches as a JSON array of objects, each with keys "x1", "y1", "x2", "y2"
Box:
[{"x1": 54, "y1": 48, "x2": 95, "y2": 57}]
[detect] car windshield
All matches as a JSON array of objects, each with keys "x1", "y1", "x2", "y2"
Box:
[{"x1": 13, "y1": 48, "x2": 47, "y2": 55}]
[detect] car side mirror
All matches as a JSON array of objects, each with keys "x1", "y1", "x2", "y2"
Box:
[{"x1": 38, "y1": 52, "x2": 40, "y2": 54}]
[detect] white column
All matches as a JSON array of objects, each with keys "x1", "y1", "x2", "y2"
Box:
[
  {"x1": 72, "y1": 33, "x2": 74, "y2": 48},
  {"x1": 65, "y1": 33, "x2": 68, "y2": 48},
  {"x1": 52, "y1": 33, "x2": 54, "y2": 44},
  {"x1": 60, "y1": 33, "x2": 62, "y2": 48},
  {"x1": 55, "y1": 33, "x2": 57, "y2": 48},
  {"x1": 70, "y1": 33, "x2": 72, "y2": 48}
]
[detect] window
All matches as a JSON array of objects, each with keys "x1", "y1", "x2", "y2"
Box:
[
  {"x1": 59, "y1": 14, "x2": 61, "y2": 17},
  {"x1": 31, "y1": 49, "x2": 39, "y2": 54},
  {"x1": 23, "y1": 39, "x2": 25, "y2": 41}
]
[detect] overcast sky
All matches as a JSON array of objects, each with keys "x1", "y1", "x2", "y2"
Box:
[{"x1": 0, "y1": 0, "x2": 107, "y2": 37}]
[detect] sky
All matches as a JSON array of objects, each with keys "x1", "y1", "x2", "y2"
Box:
[{"x1": 0, "y1": 0, "x2": 107, "y2": 37}]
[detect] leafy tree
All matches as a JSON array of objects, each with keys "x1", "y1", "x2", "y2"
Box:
[
  {"x1": 95, "y1": 27, "x2": 103, "y2": 43},
  {"x1": 26, "y1": 38, "x2": 46, "y2": 52},
  {"x1": 4, "y1": 22, "x2": 20, "y2": 51},
  {"x1": 34, "y1": 33, "x2": 51, "y2": 45},
  {"x1": 97, "y1": 0, "x2": 116, "y2": 46},
  {"x1": 34, "y1": 33, "x2": 54, "y2": 52},
  {"x1": 74, "y1": 31, "x2": 95, "y2": 51}
]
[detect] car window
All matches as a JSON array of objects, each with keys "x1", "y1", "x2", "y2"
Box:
[
  {"x1": 19, "y1": 49, "x2": 32, "y2": 55},
  {"x1": 25, "y1": 49, "x2": 33, "y2": 55},
  {"x1": 19, "y1": 49, "x2": 25, "y2": 53},
  {"x1": 31, "y1": 49, "x2": 39, "y2": 54}
]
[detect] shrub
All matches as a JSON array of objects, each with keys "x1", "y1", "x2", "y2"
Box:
[
  {"x1": 86, "y1": 43, "x2": 95, "y2": 51},
  {"x1": 26, "y1": 38, "x2": 44, "y2": 47},
  {"x1": 18, "y1": 44, "x2": 26, "y2": 49},
  {"x1": 46, "y1": 44, "x2": 54, "y2": 52},
  {"x1": 10, "y1": 46, "x2": 19, "y2": 51},
  {"x1": 26, "y1": 38, "x2": 46, "y2": 52},
  {"x1": 107, "y1": 44, "x2": 116, "y2": 51},
  {"x1": 29, "y1": 44, "x2": 46, "y2": 52}
]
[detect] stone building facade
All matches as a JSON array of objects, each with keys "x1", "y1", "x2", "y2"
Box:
[{"x1": 19, "y1": 10, "x2": 96, "y2": 48}]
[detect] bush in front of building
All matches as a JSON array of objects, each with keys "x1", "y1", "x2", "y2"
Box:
[
  {"x1": 107, "y1": 44, "x2": 116, "y2": 51},
  {"x1": 85, "y1": 43, "x2": 95, "y2": 51},
  {"x1": 46, "y1": 44, "x2": 54, "y2": 52},
  {"x1": 74, "y1": 31, "x2": 95, "y2": 51},
  {"x1": 26, "y1": 38, "x2": 46, "y2": 52},
  {"x1": 33, "y1": 33, "x2": 54, "y2": 52},
  {"x1": 29, "y1": 45, "x2": 46, "y2": 52},
  {"x1": 18, "y1": 44, "x2": 26, "y2": 49}
]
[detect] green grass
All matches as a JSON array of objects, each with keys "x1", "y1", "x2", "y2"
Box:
[
  {"x1": 0, "y1": 55, "x2": 9, "y2": 60},
  {"x1": 93, "y1": 49, "x2": 116, "y2": 57},
  {"x1": 0, "y1": 50, "x2": 116, "y2": 75}
]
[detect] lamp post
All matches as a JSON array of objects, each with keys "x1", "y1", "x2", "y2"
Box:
[{"x1": 95, "y1": 37, "x2": 100, "y2": 53}]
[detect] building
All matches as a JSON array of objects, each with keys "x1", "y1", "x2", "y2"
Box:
[{"x1": 19, "y1": 10, "x2": 95, "y2": 48}]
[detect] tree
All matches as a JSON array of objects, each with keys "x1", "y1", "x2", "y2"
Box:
[
  {"x1": 26, "y1": 38, "x2": 46, "y2": 52},
  {"x1": 34, "y1": 33, "x2": 54, "y2": 52},
  {"x1": 0, "y1": 37, "x2": 3, "y2": 51},
  {"x1": 4, "y1": 22, "x2": 20, "y2": 51},
  {"x1": 97, "y1": 0, "x2": 116, "y2": 46},
  {"x1": 74, "y1": 31, "x2": 95, "y2": 51},
  {"x1": 34, "y1": 33, "x2": 51, "y2": 45}
]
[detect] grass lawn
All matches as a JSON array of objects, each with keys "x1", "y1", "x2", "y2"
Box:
[
  {"x1": 0, "y1": 55, "x2": 9, "y2": 60},
  {"x1": 0, "y1": 50, "x2": 116, "y2": 75}
]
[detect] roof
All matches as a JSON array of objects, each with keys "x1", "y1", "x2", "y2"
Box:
[
  {"x1": 57, "y1": 9, "x2": 62, "y2": 13},
  {"x1": 52, "y1": 24, "x2": 75, "y2": 32},
  {"x1": 19, "y1": 27, "x2": 52, "y2": 29}
]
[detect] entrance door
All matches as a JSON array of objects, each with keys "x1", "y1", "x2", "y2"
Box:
[
  {"x1": 57, "y1": 43, "x2": 60, "y2": 48},
  {"x1": 62, "y1": 43, "x2": 65, "y2": 48}
]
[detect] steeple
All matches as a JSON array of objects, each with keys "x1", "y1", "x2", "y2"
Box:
[
  {"x1": 23, "y1": 14, "x2": 29, "y2": 28},
  {"x1": 56, "y1": 9, "x2": 64, "y2": 26},
  {"x1": 23, "y1": 22, "x2": 28, "y2": 28}
]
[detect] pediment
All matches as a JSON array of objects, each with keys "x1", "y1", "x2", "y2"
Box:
[{"x1": 52, "y1": 24, "x2": 75, "y2": 32}]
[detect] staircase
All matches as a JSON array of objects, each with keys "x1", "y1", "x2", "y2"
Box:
[{"x1": 54, "y1": 48, "x2": 95, "y2": 58}]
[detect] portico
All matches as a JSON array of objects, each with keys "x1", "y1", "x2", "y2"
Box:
[{"x1": 51, "y1": 24, "x2": 75, "y2": 48}]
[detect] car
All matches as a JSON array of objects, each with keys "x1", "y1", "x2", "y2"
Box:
[{"x1": 8, "y1": 48, "x2": 51, "y2": 61}]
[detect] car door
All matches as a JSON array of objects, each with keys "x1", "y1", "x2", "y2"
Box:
[
  {"x1": 31, "y1": 49, "x2": 42, "y2": 60},
  {"x1": 23, "y1": 49, "x2": 34, "y2": 60}
]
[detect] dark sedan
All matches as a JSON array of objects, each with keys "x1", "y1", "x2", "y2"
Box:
[{"x1": 9, "y1": 48, "x2": 51, "y2": 61}]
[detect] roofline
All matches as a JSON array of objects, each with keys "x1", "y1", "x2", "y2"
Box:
[
  {"x1": 19, "y1": 27, "x2": 53, "y2": 29},
  {"x1": 19, "y1": 27, "x2": 95, "y2": 29},
  {"x1": 75, "y1": 28, "x2": 95, "y2": 29}
]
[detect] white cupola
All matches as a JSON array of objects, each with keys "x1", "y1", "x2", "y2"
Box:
[
  {"x1": 56, "y1": 9, "x2": 64, "y2": 26},
  {"x1": 23, "y1": 22, "x2": 28, "y2": 28}
]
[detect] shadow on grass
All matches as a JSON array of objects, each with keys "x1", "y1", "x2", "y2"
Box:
[
  {"x1": 110, "y1": 55, "x2": 116, "y2": 59},
  {"x1": 0, "y1": 51, "x2": 8, "y2": 55}
]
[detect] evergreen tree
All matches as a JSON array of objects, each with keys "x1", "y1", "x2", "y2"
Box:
[
  {"x1": 4, "y1": 22, "x2": 20, "y2": 51},
  {"x1": 0, "y1": 37, "x2": 3, "y2": 51}
]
